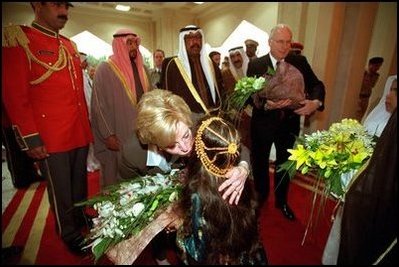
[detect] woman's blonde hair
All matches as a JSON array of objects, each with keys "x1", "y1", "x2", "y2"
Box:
[{"x1": 136, "y1": 89, "x2": 193, "y2": 148}]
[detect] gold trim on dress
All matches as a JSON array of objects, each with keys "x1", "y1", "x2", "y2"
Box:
[
  {"x1": 107, "y1": 59, "x2": 137, "y2": 106},
  {"x1": 173, "y1": 58, "x2": 210, "y2": 115}
]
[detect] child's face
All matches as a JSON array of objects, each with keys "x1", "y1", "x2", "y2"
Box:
[{"x1": 164, "y1": 121, "x2": 194, "y2": 157}]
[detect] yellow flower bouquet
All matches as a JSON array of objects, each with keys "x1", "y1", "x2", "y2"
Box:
[{"x1": 278, "y1": 118, "x2": 376, "y2": 199}]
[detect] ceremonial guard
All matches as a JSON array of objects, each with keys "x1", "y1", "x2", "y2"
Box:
[{"x1": 2, "y1": 2, "x2": 93, "y2": 254}]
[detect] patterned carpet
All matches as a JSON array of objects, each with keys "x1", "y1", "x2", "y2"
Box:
[{"x1": 2, "y1": 168, "x2": 337, "y2": 265}]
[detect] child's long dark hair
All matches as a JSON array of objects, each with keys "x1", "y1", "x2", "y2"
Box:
[{"x1": 180, "y1": 116, "x2": 261, "y2": 264}]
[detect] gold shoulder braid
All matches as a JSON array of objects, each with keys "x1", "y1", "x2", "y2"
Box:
[
  {"x1": 70, "y1": 40, "x2": 79, "y2": 54},
  {"x1": 3, "y1": 25, "x2": 75, "y2": 85},
  {"x1": 195, "y1": 117, "x2": 240, "y2": 178},
  {"x1": 3, "y1": 25, "x2": 30, "y2": 48}
]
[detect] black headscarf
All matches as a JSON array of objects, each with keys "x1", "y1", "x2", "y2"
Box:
[{"x1": 338, "y1": 109, "x2": 397, "y2": 264}]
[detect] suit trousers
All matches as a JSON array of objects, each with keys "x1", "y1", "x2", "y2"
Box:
[
  {"x1": 250, "y1": 108, "x2": 300, "y2": 206},
  {"x1": 38, "y1": 146, "x2": 89, "y2": 243}
]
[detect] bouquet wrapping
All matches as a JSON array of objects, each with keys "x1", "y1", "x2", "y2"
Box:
[
  {"x1": 226, "y1": 61, "x2": 305, "y2": 113},
  {"x1": 106, "y1": 203, "x2": 180, "y2": 264},
  {"x1": 75, "y1": 169, "x2": 183, "y2": 263},
  {"x1": 257, "y1": 61, "x2": 305, "y2": 109}
]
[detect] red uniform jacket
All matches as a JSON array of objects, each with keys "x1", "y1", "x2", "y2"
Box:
[{"x1": 2, "y1": 24, "x2": 93, "y2": 153}]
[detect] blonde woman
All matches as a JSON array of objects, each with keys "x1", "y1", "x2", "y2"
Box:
[
  {"x1": 119, "y1": 89, "x2": 250, "y2": 264},
  {"x1": 120, "y1": 89, "x2": 249, "y2": 203}
]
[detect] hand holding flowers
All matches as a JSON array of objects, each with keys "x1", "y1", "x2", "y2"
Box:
[{"x1": 225, "y1": 61, "x2": 307, "y2": 116}]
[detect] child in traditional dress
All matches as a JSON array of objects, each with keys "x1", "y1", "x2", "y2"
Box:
[{"x1": 174, "y1": 116, "x2": 267, "y2": 265}]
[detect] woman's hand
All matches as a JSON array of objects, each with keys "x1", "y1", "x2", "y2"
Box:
[
  {"x1": 218, "y1": 161, "x2": 249, "y2": 205},
  {"x1": 165, "y1": 217, "x2": 183, "y2": 233}
]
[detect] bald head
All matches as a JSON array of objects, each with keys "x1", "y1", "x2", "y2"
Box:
[
  {"x1": 269, "y1": 24, "x2": 293, "y2": 40},
  {"x1": 268, "y1": 24, "x2": 293, "y2": 61}
]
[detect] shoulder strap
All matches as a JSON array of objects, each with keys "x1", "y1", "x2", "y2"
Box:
[{"x1": 70, "y1": 39, "x2": 79, "y2": 55}]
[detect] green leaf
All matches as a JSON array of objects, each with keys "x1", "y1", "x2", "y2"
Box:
[
  {"x1": 328, "y1": 172, "x2": 344, "y2": 197},
  {"x1": 266, "y1": 66, "x2": 276, "y2": 76},
  {"x1": 93, "y1": 238, "x2": 112, "y2": 263},
  {"x1": 301, "y1": 165, "x2": 309, "y2": 174},
  {"x1": 277, "y1": 160, "x2": 297, "y2": 179},
  {"x1": 149, "y1": 199, "x2": 159, "y2": 212}
]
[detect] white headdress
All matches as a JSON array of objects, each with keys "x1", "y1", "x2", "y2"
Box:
[
  {"x1": 227, "y1": 46, "x2": 249, "y2": 81},
  {"x1": 178, "y1": 25, "x2": 216, "y2": 103},
  {"x1": 363, "y1": 74, "x2": 397, "y2": 137}
]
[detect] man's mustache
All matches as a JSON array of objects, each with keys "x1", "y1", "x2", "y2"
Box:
[
  {"x1": 58, "y1": 15, "x2": 68, "y2": 21},
  {"x1": 190, "y1": 44, "x2": 201, "y2": 50}
]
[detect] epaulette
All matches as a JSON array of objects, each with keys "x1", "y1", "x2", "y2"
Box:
[
  {"x1": 3, "y1": 25, "x2": 29, "y2": 48},
  {"x1": 70, "y1": 39, "x2": 79, "y2": 54}
]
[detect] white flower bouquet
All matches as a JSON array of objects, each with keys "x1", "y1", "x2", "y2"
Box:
[
  {"x1": 226, "y1": 76, "x2": 267, "y2": 110},
  {"x1": 75, "y1": 169, "x2": 183, "y2": 262},
  {"x1": 225, "y1": 74, "x2": 267, "y2": 112},
  {"x1": 223, "y1": 74, "x2": 271, "y2": 123}
]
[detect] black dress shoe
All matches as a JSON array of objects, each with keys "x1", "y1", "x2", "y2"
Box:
[
  {"x1": 66, "y1": 235, "x2": 88, "y2": 255},
  {"x1": 276, "y1": 204, "x2": 296, "y2": 221}
]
